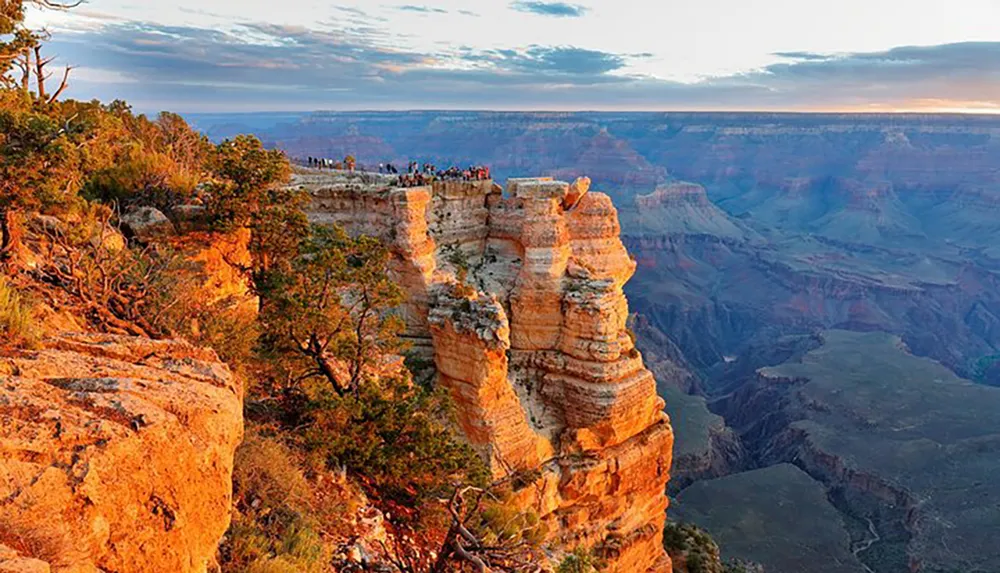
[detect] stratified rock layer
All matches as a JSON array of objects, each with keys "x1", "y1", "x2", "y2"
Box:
[
  {"x1": 0, "y1": 334, "x2": 243, "y2": 573},
  {"x1": 300, "y1": 171, "x2": 674, "y2": 572}
]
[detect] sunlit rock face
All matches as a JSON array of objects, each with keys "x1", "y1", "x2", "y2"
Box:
[
  {"x1": 0, "y1": 334, "x2": 243, "y2": 573},
  {"x1": 300, "y1": 171, "x2": 674, "y2": 572}
]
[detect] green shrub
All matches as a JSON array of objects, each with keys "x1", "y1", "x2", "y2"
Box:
[
  {"x1": 223, "y1": 516, "x2": 329, "y2": 573},
  {"x1": 221, "y1": 519, "x2": 271, "y2": 571},
  {"x1": 222, "y1": 434, "x2": 331, "y2": 573},
  {"x1": 0, "y1": 277, "x2": 37, "y2": 347},
  {"x1": 662, "y1": 521, "x2": 724, "y2": 573},
  {"x1": 300, "y1": 374, "x2": 489, "y2": 512},
  {"x1": 245, "y1": 559, "x2": 301, "y2": 573},
  {"x1": 476, "y1": 499, "x2": 547, "y2": 548},
  {"x1": 558, "y1": 547, "x2": 600, "y2": 573},
  {"x1": 233, "y1": 434, "x2": 312, "y2": 515}
]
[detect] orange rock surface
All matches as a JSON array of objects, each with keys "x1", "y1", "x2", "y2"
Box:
[
  {"x1": 0, "y1": 334, "x2": 243, "y2": 573},
  {"x1": 300, "y1": 172, "x2": 674, "y2": 572}
]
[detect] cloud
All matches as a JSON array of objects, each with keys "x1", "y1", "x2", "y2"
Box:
[
  {"x1": 772, "y1": 51, "x2": 834, "y2": 61},
  {"x1": 395, "y1": 5, "x2": 448, "y2": 14},
  {"x1": 471, "y1": 46, "x2": 627, "y2": 75},
  {"x1": 752, "y1": 43, "x2": 1000, "y2": 91},
  {"x1": 334, "y1": 6, "x2": 370, "y2": 16},
  {"x1": 45, "y1": 15, "x2": 1000, "y2": 113},
  {"x1": 510, "y1": 1, "x2": 588, "y2": 17}
]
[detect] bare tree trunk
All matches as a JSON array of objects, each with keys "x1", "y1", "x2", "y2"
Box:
[
  {"x1": 35, "y1": 46, "x2": 48, "y2": 102},
  {"x1": 0, "y1": 210, "x2": 25, "y2": 266},
  {"x1": 33, "y1": 46, "x2": 47, "y2": 102},
  {"x1": 20, "y1": 49, "x2": 31, "y2": 94}
]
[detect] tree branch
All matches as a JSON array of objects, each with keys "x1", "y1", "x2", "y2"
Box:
[
  {"x1": 46, "y1": 65, "x2": 71, "y2": 103},
  {"x1": 30, "y1": 0, "x2": 85, "y2": 9}
]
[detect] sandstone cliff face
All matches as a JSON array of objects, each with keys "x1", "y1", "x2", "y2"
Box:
[
  {"x1": 0, "y1": 334, "x2": 243, "y2": 573},
  {"x1": 300, "y1": 171, "x2": 674, "y2": 572}
]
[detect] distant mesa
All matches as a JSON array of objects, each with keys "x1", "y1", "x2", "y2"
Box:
[
  {"x1": 636, "y1": 182, "x2": 713, "y2": 208},
  {"x1": 627, "y1": 181, "x2": 753, "y2": 241}
]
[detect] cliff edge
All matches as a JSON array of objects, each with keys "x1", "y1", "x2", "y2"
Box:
[{"x1": 300, "y1": 171, "x2": 674, "y2": 572}]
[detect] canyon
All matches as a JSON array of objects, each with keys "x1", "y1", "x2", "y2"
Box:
[
  {"x1": 10, "y1": 110, "x2": 994, "y2": 571},
  {"x1": 188, "y1": 111, "x2": 1000, "y2": 572}
]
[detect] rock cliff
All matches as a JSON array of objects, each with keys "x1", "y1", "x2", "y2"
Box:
[
  {"x1": 0, "y1": 334, "x2": 243, "y2": 573},
  {"x1": 299, "y1": 171, "x2": 674, "y2": 572}
]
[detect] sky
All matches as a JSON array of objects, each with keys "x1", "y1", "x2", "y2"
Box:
[{"x1": 27, "y1": 0, "x2": 1000, "y2": 113}]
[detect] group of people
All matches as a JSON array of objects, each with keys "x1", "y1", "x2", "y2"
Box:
[
  {"x1": 377, "y1": 162, "x2": 437, "y2": 175},
  {"x1": 389, "y1": 162, "x2": 492, "y2": 187},
  {"x1": 439, "y1": 165, "x2": 491, "y2": 181},
  {"x1": 307, "y1": 156, "x2": 356, "y2": 171},
  {"x1": 303, "y1": 155, "x2": 492, "y2": 187},
  {"x1": 397, "y1": 171, "x2": 432, "y2": 187}
]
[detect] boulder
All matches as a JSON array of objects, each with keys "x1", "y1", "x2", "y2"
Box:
[
  {"x1": 120, "y1": 207, "x2": 173, "y2": 241},
  {"x1": 0, "y1": 334, "x2": 243, "y2": 572},
  {"x1": 0, "y1": 546, "x2": 49, "y2": 573},
  {"x1": 564, "y1": 176, "x2": 591, "y2": 210}
]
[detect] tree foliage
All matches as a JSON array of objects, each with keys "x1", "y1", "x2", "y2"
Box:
[
  {"x1": 33, "y1": 203, "x2": 184, "y2": 337},
  {"x1": 557, "y1": 548, "x2": 600, "y2": 573},
  {"x1": 663, "y1": 522, "x2": 765, "y2": 573},
  {"x1": 85, "y1": 106, "x2": 213, "y2": 215},
  {"x1": 2, "y1": 1, "x2": 80, "y2": 103},
  {"x1": 258, "y1": 225, "x2": 404, "y2": 396},
  {"x1": 207, "y1": 135, "x2": 293, "y2": 228}
]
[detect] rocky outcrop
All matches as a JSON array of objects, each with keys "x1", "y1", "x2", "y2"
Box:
[
  {"x1": 120, "y1": 207, "x2": 174, "y2": 242},
  {"x1": 167, "y1": 228, "x2": 258, "y2": 318},
  {"x1": 0, "y1": 334, "x2": 243, "y2": 573},
  {"x1": 299, "y1": 171, "x2": 674, "y2": 572},
  {"x1": 0, "y1": 545, "x2": 49, "y2": 573}
]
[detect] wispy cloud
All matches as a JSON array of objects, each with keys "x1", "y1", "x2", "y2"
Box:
[
  {"x1": 510, "y1": 1, "x2": 588, "y2": 17},
  {"x1": 772, "y1": 51, "x2": 835, "y2": 61},
  {"x1": 395, "y1": 5, "x2": 448, "y2": 14},
  {"x1": 474, "y1": 46, "x2": 627, "y2": 75}
]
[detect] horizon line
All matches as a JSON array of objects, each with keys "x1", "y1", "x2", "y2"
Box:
[{"x1": 179, "y1": 108, "x2": 1000, "y2": 117}]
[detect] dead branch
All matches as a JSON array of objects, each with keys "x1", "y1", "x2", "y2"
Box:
[
  {"x1": 46, "y1": 64, "x2": 72, "y2": 104},
  {"x1": 32, "y1": 45, "x2": 47, "y2": 101},
  {"x1": 33, "y1": 213, "x2": 175, "y2": 338},
  {"x1": 29, "y1": 0, "x2": 85, "y2": 9}
]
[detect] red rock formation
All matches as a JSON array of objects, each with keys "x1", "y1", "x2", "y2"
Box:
[
  {"x1": 0, "y1": 334, "x2": 243, "y2": 573},
  {"x1": 298, "y1": 171, "x2": 674, "y2": 572}
]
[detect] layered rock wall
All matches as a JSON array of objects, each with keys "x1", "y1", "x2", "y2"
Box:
[{"x1": 300, "y1": 172, "x2": 673, "y2": 572}]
